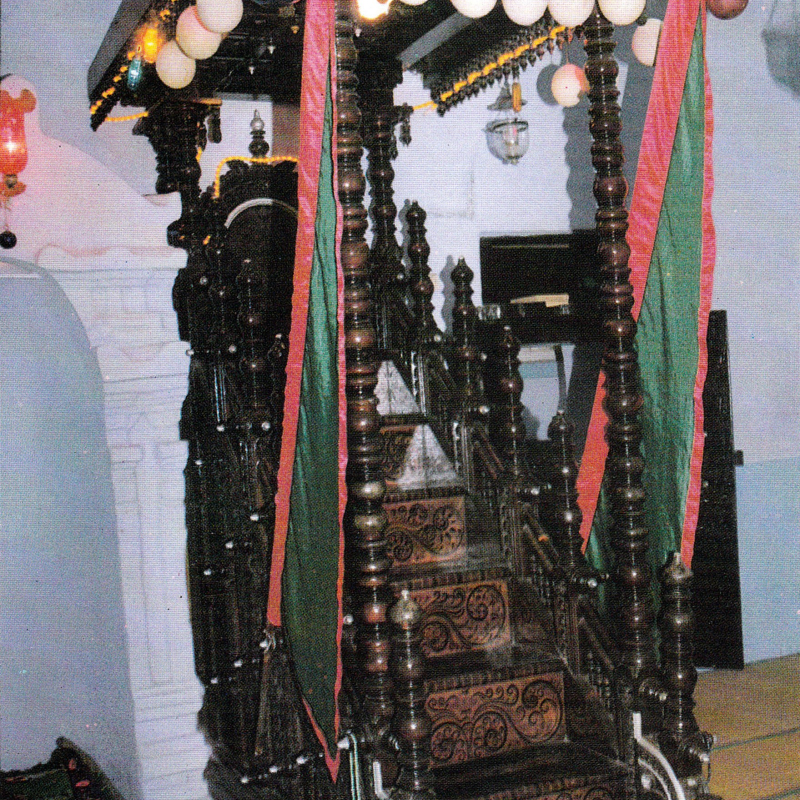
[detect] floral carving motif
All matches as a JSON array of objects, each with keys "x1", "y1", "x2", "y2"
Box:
[
  {"x1": 385, "y1": 497, "x2": 466, "y2": 566},
  {"x1": 427, "y1": 674, "x2": 564, "y2": 765},
  {"x1": 417, "y1": 581, "x2": 509, "y2": 657}
]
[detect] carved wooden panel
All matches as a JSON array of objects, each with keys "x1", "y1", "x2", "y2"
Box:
[
  {"x1": 512, "y1": 787, "x2": 615, "y2": 800},
  {"x1": 381, "y1": 423, "x2": 417, "y2": 481},
  {"x1": 385, "y1": 494, "x2": 467, "y2": 568},
  {"x1": 427, "y1": 673, "x2": 565, "y2": 766},
  {"x1": 412, "y1": 579, "x2": 512, "y2": 658}
]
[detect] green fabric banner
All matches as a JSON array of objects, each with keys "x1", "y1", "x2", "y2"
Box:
[
  {"x1": 637, "y1": 14, "x2": 706, "y2": 576},
  {"x1": 281, "y1": 73, "x2": 343, "y2": 759},
  {"x1": 586, "y1": 12, "x2": 709, "y2": 586}
]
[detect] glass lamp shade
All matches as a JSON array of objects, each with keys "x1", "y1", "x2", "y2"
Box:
[
  {"x1": 176, "y1": 5, "x2": 222, "y2": 60},
  {"x1": 486, "y1": 118, "x2": 529, "y2": 164}
]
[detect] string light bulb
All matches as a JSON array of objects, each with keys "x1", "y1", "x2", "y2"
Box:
[
  {"x1": 547, "y1": 0, "x2": 593, "y2": 27},
  {"x1": 598, "y1": 0, "x2": 646, "y2": 26},
  {"x1": 140, "y1": 23, "x2": 163, "y2": 63},
  {"x1": 631, "y1": 17, "x2": 662, "y2": 65}
]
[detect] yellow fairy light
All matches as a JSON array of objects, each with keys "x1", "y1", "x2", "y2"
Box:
[{"x1": 141, "y1": 24, "x2": 162, "y2": 63}]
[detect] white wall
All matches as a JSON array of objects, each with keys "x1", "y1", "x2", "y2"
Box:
[{"x1": 706, "y1": 7, "x2": 800, "y2": 661}]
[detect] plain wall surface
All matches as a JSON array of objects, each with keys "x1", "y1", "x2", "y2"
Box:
[{"x1": 0, "y1": 261, "x2": 139, "y2": 797}]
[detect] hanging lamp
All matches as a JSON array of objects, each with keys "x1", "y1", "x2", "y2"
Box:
[{"x1": 485, "y1": 78, "x2": 529, "y2": 164}]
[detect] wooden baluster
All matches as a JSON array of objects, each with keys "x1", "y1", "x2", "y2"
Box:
[
  {"x1": 406, "y1": 202, "x2": 438, "y2": 348},
  {"x1": 490, "y1": 324, "x2": 527, "y2": 481},
  {"x1": 336, "y1": 5, "x2": 394, "y2": 735},
  {"x1": 450, "y1": 258, "x2": 487, "y2": 419},
  {"x1": 486, "y1": 324, "x2": 529, "y2": 574},
  {"x1": 450, "y1": 258, "x2": 488, "y2": 490},
  {"x1": 360, "y1": 57, "x2": 404, "y2": 348},
  {"x1": 389, "y1": 591, "x2": 435, "y2": 800},
  {"x1": 547, "y1": 411, "x2": 586, "y2": 576},
  {"x1": 406, "y1": 202, "x2": 439, "y2": 414},
  {"x1": 659, "y1": 554, "x2": 713, "y2": 780},
  {"x1": 583, "y1": 6, "x2": 659, "y2": 695}
]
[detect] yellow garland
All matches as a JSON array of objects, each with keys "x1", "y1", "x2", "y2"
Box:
[
  {"x1": 213, "y1": 156, "x2": 299, "y2": 198},
  {"x1": 434, "y1": 25, "x2": 566, "y2": 106},
  {"x1": 104, "y1": 110, "x2": 150, "y2": 122}
]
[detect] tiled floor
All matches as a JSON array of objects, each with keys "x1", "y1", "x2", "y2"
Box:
[{"x1": 694, "y1": 653, "x2": 800, "y2": 800}]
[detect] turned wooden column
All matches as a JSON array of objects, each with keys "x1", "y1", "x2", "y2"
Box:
[
  {"x1": 336, "y1": 6, "x2": 394, "y2": 735},
  {"x1": 406, "y1": 203, "x2": 437, "y2": 347},
  {"x1": 359, "y1": 57, "x2": 404, "y2": 295},
  {"x1": 547, "y1": 411, "x2": 585, "y2": 576},
  {"x1": 489, "y1": 325, "x2": 528, "y2": 482},
  {"x1": 583, "y1": 6, "x2": 659, "y2": 692},
  {"x1": 449, "y1": 259, "x2": 487, "y2": 490},
  {"x1": 659, "y1": 554, "x2": 713, "y2": 779},
  {"x1": 389, "y1": 591, "x2": 435, "y2": 800},
  {"x1": 450, "y1": 259, "x2": 485, "y2": 414}
]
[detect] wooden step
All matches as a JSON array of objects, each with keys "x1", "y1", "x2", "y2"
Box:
[
  {"x1": 431, "y1": 744, "x2": 628, "y2": 800},
  {"x1": 384, "y1": 490, "x2": 468, "y2": 569},
  {"x1": 423, "y1": 646, "x2": 567, "y2": 768},
  {"x1": 392, "y1": 569, "x2": 551, "y2": 659}
]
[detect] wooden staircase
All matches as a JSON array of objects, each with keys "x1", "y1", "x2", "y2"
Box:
[{"x1": 373, "y1": 352, "x2": 627, "y2": 799}]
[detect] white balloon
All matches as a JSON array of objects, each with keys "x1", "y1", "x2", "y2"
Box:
[
  {"x1": 176, "y1": 5, "x2": 222, "y2": 60},
  {"x1": 598, "y1": 0, "x2": 646, "y2": 26},
  {"x1": 196, "y1": 0, "x2": 244, "y2": 34},
  {"x1": 451, "y1": 0, "x2": 497, "y2": 19},
  {"x1": 547, "y1": 0, "x2": 593, "y2": 27},
  {"x1": 631, "y1": 17, "x2": 662, "y2": 66},
  {"x1": 551, "y1": 63, "x2": 587, "y2": 107},
  {"x1": 156, "y1": 40, "x2": 197, "y2": 89},
  {"x1": 502, "y1": 0, "x2": 548, "y2": 25},
  {"x1": 398, "y1": 0, "x2": 428, "y2": 5},
  {"x1": 357, "y1": 0, "x2": 392, "y2": 17}
]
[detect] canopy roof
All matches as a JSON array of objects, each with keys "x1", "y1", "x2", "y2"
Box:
[{"x1": 88, "y1": 0, "x2": 564, "y2": 128}]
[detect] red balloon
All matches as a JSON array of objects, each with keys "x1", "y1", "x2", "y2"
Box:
[{"x1": 708, "y1": 0, "x2": 748, "y2": 19}]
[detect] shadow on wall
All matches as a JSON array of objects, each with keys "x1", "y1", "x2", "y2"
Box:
[
  {"x1": 0, "y1": 259, "x2": 140, "y2": 799},
  {"x1": 762, "y1": 0, "x2": 800, "y2": 95}
]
